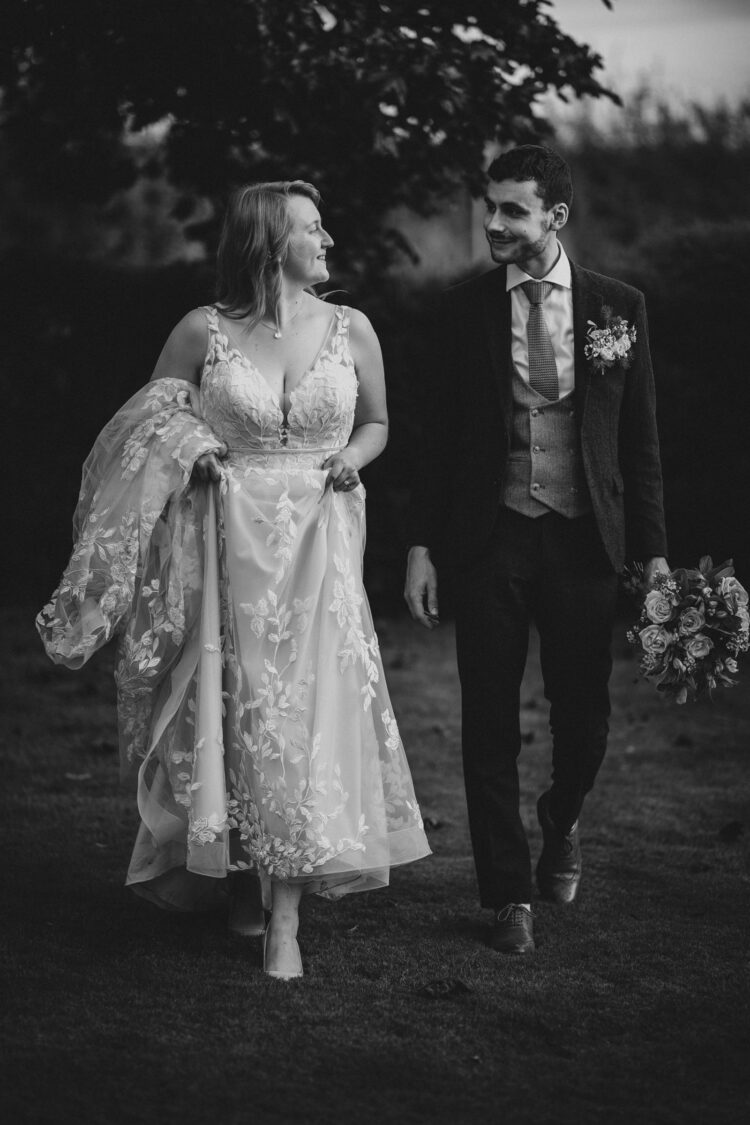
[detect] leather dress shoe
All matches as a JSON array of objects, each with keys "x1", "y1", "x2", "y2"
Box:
[
  {"x1": 490, "y1": 904, "x2": 535, "y2": 954},
  {"x1": 536, "y1": 791, "x2": 582, "y2": 904}
]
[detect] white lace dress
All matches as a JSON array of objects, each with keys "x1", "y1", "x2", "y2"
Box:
[{"x1": 37, "y1": 303, "x2": 430, "y2": 910}]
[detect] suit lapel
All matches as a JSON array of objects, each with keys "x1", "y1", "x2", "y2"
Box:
[
  {"x1": 480, "y1": 267, "x2": 513, "y2": 438},
  {"x1": 571, "y1": 262, "x2": 604, "y2": 432}
]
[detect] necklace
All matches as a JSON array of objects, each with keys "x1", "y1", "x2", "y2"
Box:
[{"x1": 261, "y1": 298, "x2": 303, "y2": 339}]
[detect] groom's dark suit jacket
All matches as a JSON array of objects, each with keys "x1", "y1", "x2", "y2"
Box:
[{"x1": 409, "y1": 262, "x2": 668, "y2": 574}]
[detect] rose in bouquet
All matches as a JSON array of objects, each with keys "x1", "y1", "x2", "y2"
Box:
[{"x1": 626, "y1": 557, "x2": 749, "y2": 704}]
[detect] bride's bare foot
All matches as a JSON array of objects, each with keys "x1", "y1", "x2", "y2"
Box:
[
  {"x1": 263, "y1": 916, "x2": 303, "y2": 980},
  {"x1": 264, "y1": 880, "x2": 303, "y2": 979}
]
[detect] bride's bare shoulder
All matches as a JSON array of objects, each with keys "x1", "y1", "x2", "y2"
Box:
[{"x1": 149, "y1": 309, "x2": 210, "y2": 385}]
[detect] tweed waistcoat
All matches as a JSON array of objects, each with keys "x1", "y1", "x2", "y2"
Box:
[{"x1": 501, "y1": 364, "x2": 592, "y2": 519}]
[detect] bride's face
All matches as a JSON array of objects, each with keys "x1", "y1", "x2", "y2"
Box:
[{"x1": 283, "y1": 195, "x2": 333, "y2": 286}]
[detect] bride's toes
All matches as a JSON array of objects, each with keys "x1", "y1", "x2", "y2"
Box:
[{"x1": 263, "y1": 928, "x2": 303, "y2": 980}]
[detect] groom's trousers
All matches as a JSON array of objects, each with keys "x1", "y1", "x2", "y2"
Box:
[{"x1": 454, "y1": 507, "x2": 619, "y2": 907}]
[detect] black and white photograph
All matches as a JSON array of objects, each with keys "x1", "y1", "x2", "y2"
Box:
[{"x1": 2, "y1": 2, "x2": 749, "y2": 1122}]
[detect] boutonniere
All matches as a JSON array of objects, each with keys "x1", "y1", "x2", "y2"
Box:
[{"x1": 584, "y1": 305, "x2": 637, "y2": 372}]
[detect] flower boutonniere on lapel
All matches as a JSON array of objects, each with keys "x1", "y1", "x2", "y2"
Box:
[{"x1": 584, "y1": 305, "x2": 637, "y2": 373}]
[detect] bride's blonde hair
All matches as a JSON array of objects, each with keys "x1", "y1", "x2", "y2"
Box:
[{"x1": 216, "y1": 180, "x2": 321, "y2": 324}]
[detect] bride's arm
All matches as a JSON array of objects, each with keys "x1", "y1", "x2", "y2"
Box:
[
  {"x1": 322, "y1": 308, "x2": 388, "y2": 491},
  {"x1": 149, "y1": 310, "x2": 226, "y2": 481},
  {"x1": 149, "y1": 310, "x2": 207, "y2": 385}
]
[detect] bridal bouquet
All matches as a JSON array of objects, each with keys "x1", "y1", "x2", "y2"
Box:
[{"x1": 626, "y1": 557, "x2": 749, "y2": 704}]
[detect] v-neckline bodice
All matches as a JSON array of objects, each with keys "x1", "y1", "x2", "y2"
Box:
[
  {"x1": 200, "y1": 302, "x2": 357, "y2": 454},
  {"x1": 212, "y1": 306, "x2": 339, "y2": 425}
]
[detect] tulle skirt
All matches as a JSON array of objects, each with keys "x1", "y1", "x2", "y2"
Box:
[{"x1": 126, "y1": 450, "x2": 430, "y2": 909}]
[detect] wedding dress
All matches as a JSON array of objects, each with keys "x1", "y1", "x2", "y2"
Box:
[{"x1": 37, "y1": 304, "x2": 430, "y2": 909}]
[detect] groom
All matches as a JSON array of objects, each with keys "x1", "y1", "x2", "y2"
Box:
[{"x1": 405, "y1": 146, "x2": 668, "y2": 954}]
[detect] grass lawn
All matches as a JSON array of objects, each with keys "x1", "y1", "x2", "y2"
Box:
[{"x1": 2, "y1": 606, "x2": 749, "y2": 1125}]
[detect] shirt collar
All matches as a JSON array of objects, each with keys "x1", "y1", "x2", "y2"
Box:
[{"x1": 506, "y1": 243, "x2": 571, "y2": 292}]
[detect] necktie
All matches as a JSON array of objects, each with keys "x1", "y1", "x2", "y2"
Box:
[{"x1": 520, "y1": 280, "x2": 559, "y2": 401}]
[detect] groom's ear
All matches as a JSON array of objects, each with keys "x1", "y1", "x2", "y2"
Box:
[{"x1": 549, "y1": 202, "x2": 569, "y2": 230}]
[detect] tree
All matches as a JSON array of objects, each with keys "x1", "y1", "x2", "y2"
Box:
[{"x1": 1, "y1": 0, "x2": 616, "y2": 274}]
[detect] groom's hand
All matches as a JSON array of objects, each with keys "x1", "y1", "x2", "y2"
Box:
[
  {"x1": 643, "y1": 556, "x2": 670, "y2": 587},
  {"x1": 405, "y1": 546, "x2": 440, "y2": 629}
]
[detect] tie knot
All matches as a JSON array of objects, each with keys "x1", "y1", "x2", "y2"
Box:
[{"x1": 521, "y1": 280, "x2": 552, "y2": 306}]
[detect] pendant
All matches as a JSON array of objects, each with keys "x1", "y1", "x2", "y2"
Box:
[{"x1": 273, "y1": 330, "x2": 282, "y2": 339}]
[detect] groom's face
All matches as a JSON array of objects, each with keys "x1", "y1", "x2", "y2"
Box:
[{"x1": 483, "y1": 178, "x2": 558, "y2": 269}]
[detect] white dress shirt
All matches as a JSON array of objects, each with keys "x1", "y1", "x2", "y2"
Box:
[{"x1": 507, "y1": 244, "x2": 575, "y2": 400}]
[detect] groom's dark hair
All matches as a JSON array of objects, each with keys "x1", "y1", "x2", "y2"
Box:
[{"x1": 487, "y1": 145, "x2": 573, "y2": 209}]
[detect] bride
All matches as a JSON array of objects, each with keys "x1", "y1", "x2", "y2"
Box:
[{"x1": 37, "y1": 180, "x2": 430, "y2": 980}]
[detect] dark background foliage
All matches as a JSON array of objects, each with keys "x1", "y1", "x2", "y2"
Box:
[
  {"x1": 0, "y1": 0, "x2": 614, "y2": 277},
  {"x1": 566, "y1": 102, "x2": 750, "y2": 590},
  {"x1": 1, "y1": 2, "x2": 748, "y2": 610}
]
